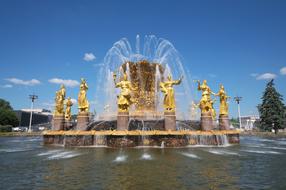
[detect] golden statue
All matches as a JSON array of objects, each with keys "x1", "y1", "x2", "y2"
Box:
[
  {"x1": 113, "y1": 72, "x2": 135, "y2": 112},
  {"x1": 54, "y1": 85, "x2": 66, "y2": 116},
  {"x1": 215, "y1": 84, "x2": 230, "y2": 116},
  {"x1": 160, "y1": 75, "x2": 183, "y2": 112},
  {"x1": 78, "y1": 78, "x2": 89, "y2": 113},
  {"x1": 65, "y1": 97, "x2": 73, "y2": 121},
  {"x1": 195, "y1": 80, "x2": 216, "y2": 115}
]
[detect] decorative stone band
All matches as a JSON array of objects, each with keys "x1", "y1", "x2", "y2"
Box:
[
  {"x1": 43, "y1": 129, "x2": 240, "y2": 136},
  {"x1": 43, "y1": 130, "x2": 240, "y2": 147}
]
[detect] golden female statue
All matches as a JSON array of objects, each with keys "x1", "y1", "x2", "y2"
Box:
[
  {"x1": 196, "y1": 80, "x2": 215, "y2": 115},
  {"x1": 113, "y1": 73, "x2": 135, "y2": 112},
  {"x1": 65, "y1": 97, "x2": 73, "y2": 121},
  {"x1": 54, "y1": 85, "x2": 66, "y2": 116},
  {"x1": 215, "y1": 84, "x2": 230, "y2": 116},
  {"x1": 78, "y1": 78, "x2": 89, "y2": 113},
  {"x1": 160, "y1": 75, "x2": 183, "y2": 112}
]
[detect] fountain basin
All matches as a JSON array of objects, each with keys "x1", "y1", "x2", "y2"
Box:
[{"x1": 43, "y1": 130, "x2": 239, "y2": 147}]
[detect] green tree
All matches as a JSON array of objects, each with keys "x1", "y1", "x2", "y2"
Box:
[
  {"x1": 0, "y1": 98, "x2": 13, "y2": 110},
  {"x1": 258, "y1": 80, "x2": 286, "y2": 131},
  {"x1": 0, "y1": 99, "x2": 19, "y2": 127}
]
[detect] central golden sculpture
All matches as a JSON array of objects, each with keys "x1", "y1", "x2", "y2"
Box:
[
  {"x1": 160, "y1": 75, "x2": 183, "y2": 111},
  {"x1": 119, "y1": 60, "x2": 165, "y2": 113},
  {"x1": 78, "y1": 78, "x2": 89, "y2": 113}
]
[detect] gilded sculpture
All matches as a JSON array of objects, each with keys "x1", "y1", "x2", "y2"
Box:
[
  {"x1": 54, "y1": 85, "x2": 66, "y2": 116},
  {"x1": 113, "y1": 72, "x2": 135, "y2": 112},
  {"x1": 160, "y1": 75, "x2": 183, "y2": 112},
  {"x1": 195, "y1": 80, "x2": 216, "y2": 117},
  {"x1": 215, "y1": 84, "x2": 230, "y2": 116},
  {"x1": 65, "y1": 97, "x2": 73, "y2": 121},
  {"x1": 78, "y1": 78, "x2": 89, "y2": 113}
]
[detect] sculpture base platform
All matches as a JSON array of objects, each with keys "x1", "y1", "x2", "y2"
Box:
[
  {"x1": 164, "y1": 111, "x2": 176, "y2": 131},
  {"x1": 52, "y1": 115, "x2": 65, "y2": 131},
  {"x1": 43, "y1": 130, "x2": 240, "y2": 147},
  {"x1": 219, "y1": 115, "x2": 230, "y2": 130},
  {"x1": 201, "y1": 112, "x2": 214, "y2": 131},
  {"x1": 64, "y1": 121, "x2": 74, "y2": 131},
  {"x1": 117, "y1": 111, "x2": 129, "y2": 130},
  {"x1": 76, "y1": 112, "x2": 89, "y2": 130}
]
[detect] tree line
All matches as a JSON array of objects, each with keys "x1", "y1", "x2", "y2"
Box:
[{"x1": 0, "y1": 99, "x2": 19, "y2": 132}]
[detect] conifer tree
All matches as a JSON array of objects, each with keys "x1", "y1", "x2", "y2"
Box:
[{"x1": 258, "y1": 80, "x2": 286, "y2": 131}]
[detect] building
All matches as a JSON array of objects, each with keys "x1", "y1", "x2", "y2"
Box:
[
  {"x1": 240, "y1": 115, "x2": 260, "y2": 130},
  {"x1": 14, "y1": 109, "x2": 53, "y2": 129}
]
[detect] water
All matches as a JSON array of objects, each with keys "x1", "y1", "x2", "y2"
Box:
[
  {"x1": 1, "y1": 136, "x2": 286, "y2": 189},
  {"x1": 95, "y1": 35, "x2": 194, "y2": 119}
]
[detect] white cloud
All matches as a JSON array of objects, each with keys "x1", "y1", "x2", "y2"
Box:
[
  {"x1": 280, "y1": 67, "x2": 286, "y2": 75},
  {"x1": 250, "y1": 73, "x2": 258, "y2": 77},
  {"x1": 48, "y1": 78, "x2": 80, "y2": 87},
  {"x1": 70, "y1": 98, "x2": 77, "y2": 104},
  {"x1": 83, "y1": 53, "x2": 96, "y2": 62},
  {"x1": 1, "y1": 84, "x2": 13, "y2": 88},
  {"x1": 256, "y1": 73, "x2": 277, "y2": 80},
  {"x1": 64, "y1": 98, "x2": 77, "y2": 104},
  {"x1": 5, "y1": 78, "x2": 41, "y2": 86}
]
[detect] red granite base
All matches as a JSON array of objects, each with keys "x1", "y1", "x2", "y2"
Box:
[{"x1": 43, "y1": 132, "x2": 240, "y2": 147}]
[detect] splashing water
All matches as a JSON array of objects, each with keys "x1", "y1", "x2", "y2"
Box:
[
  {"x1": 181, "y1": 152, "x2": 201, "y2": 159},
  {"x1": 113, "y1": 155, "x2": 128, "y2": 162},
  {"x1": 141, "y1": 153, "x2": 152, "y2": 160},
  {"x1": 95, "y1": 35, "x2": 194, "y2": 120}
]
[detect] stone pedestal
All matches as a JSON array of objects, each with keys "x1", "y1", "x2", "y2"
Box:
[
  {"x1": 164, "y1": 111, "x2": 176, "y2": 131},
  {"x1": 76, "y1": 112, "x2": 89, "y2": 131},
  {"x1": 64, "y1": 121, "x2": 73, "y2": 131},
  {"x1": 117, "y1": 111, "x2": 129, "y2": 130},
  {"x1": 219, "y1": 115, "x2": 230, "y2": 130},
  {"x1": 201, "y1": 112, "x2": 214, "y2": 131},
  {"x1": 52, "y1": 115, "x2": 65, "y2": 130}
]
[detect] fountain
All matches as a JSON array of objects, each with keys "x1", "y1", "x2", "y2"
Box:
[{"x1": 43, "y1": 35, "x2": 239, "y2": 147}]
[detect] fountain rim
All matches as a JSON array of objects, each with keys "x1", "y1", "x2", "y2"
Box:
[{"x1": 43, "y1": 130, "x2": 240, "y2": 136}]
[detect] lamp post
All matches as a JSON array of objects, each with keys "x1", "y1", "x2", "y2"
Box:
[
  {"x1": 28, "y1": 94, "x2": 38, "y2": 133},
  {"x1": 234, "y1": 96, "x2": 242, "y2": 130}
]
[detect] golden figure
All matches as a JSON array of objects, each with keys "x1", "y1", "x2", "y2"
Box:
[
  {"x1": 215, "y1": 84, "x2": 230, "y2": 116},
  {"x1": 160, "y1": 75, "x2": 183, "y2": 112},
  {"x1": 195, "y1": 80, "x2": 216, "y2": 115},
  {"x1": 78, "y1": 78, "x2": 89, "y2": 113},
  {"x1": 65, "y1": 97, "x2": 73, "y2": 121},
  {"x1": 113, "y1": 72, "x2": 135, "y2": 112},
  {"x1": 54, "y1": 85, "x2": 66, "y2": 116}
]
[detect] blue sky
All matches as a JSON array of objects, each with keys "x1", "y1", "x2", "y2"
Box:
[{"x1": 0, "y1": 0, "x2": 286, "y2": 118}]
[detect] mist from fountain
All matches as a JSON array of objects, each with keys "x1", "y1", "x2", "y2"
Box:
[{"x1": 95, "y1": 35, "x2": 194, "y2": 120}]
